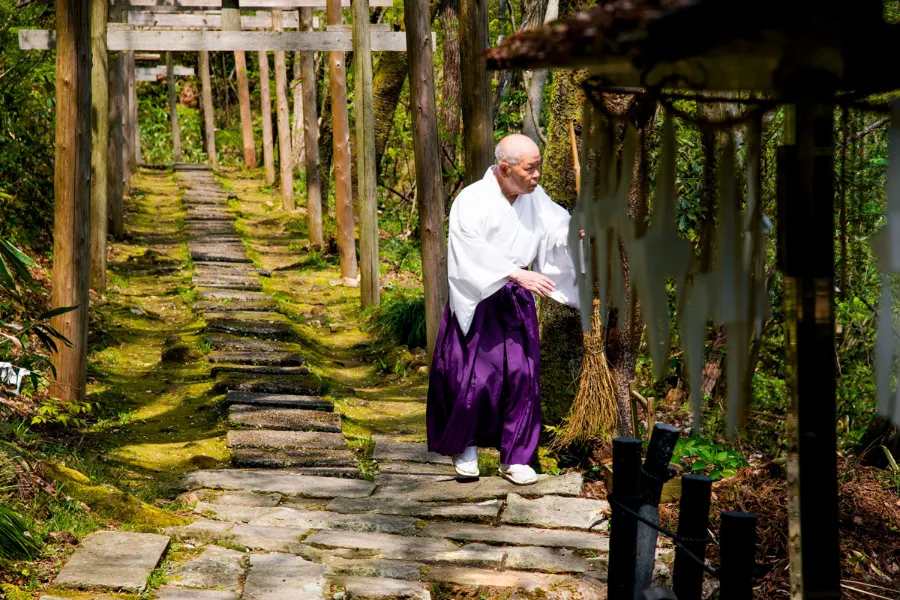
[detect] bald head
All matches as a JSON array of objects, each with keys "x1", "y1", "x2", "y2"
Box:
[{"x1": 495, "y1": 134, "x2": 541, "y2": 167}]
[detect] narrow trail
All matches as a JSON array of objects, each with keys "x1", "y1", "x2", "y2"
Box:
[{"x1": 43, "y1": 166, "x2": 637, "y2": 600}]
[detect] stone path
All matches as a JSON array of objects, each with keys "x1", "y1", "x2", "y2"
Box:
[{"x1": 46, "y1": 166, "x2": 675, "y2": 599}]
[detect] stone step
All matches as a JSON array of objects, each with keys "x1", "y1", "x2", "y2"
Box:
[
  {"x1": 211, "y1": 352, "x2": 304, "y2": 366},
  {"x1": 425, "y1": 566, "x2": 569, "y2": 592},
  {"x1": 53, "y1": 531, "x2": 170, "y2": 593},
  {"x1": 214, "y1": 372, "x2": 321, "y2": 395},
  {"x1": 156, "y1": 587, "x2": 239, "y2": 600},
  {"x1": 225, "y1": 391, "x2": 332, "y2": 411},
  {"x1": 205, "y1": 310, "x2": 290, "y2": 322},
  {"x1": 372, "y1": 438, "x2": 445, "y2": 464},
  {"x1": 185, "y1": 222, "x2": 236, "y2": 234},
  {"x1": 243, "y1": 553, "x2": 327, "y2": 599},
  {"x1": 501, "y1": 493, "x2": 610, "y2": 531},
  {"x1": 197, "y1": 290, "x2": 273, "y2": 302},
  {"x1": 203, "y1": 334, "x2": 296, "y2": 353},
  {"x1": 228, "y1": 430, "x2": 344, "y2": 451},
  {"x1": 211, "y1": 364, "x2": 310, "y2": 378},
  {"x1": 189, "y1": 246, "x2": 251, "y2": 264},
  {"x1": 168, "y1": 545, "x2": 245, "y2": 592},
  {"x1": 432, "y1": 542, "x2": 589, "y2": 574},
  {"x1": 329, "y1": 576, "x2": 431, "y2": 599},
  {"x1": 196, "y1": 299, "x2": 279, "y2": 313},
  {"x1": 190, "y1": 489, "x2": 283, "y2": 507},
  {"x1": 420, "y1": 522, "x2": 609, "y2": 552},
  {"x1": 304, "y1": 530, "x2": 457, "y2": 561},
  {"x1": 194, "y1": 263, "x2": 270, "y2": 277},
  {"x1": 194, "y1": 504, "x2": 416, "y2": 535},
  {"x1": 205, "y1": 318, "x2": 296, "y2": 341},
  {"x1": 195, "y1": 281, "x2": 262, "y2": 291},
  {"x1": 229, "y1": 404, "x2": 341, "y2": 432},
  {"x1": 189, "y1": 235, "x2": 244, "y2": 244},
  {"x1": 283, "y1": 466, "x2": 362, "y2": 479},
  {"x1": 232, "y1": 448, "x2": 357, "y2": 471},
  {"x1": 194, "y1": 271, "x2": 260, "y2": 282},
  {"x1": 181, "y1": 469, "x2": 375, "y2": 498},
  {"x1": 374, "y1": 461, "x2": 456, "y2": 486},
  {"x1": 326, "y1": 497, "x2": 502, "y2": 521},
  {"x1": 321, "y1": 557, "x2": 425, "y2": 581},
  {"x1": 166, "y1": 520, "x2": 308, "y2": 554},
  {"x1": 373, "y1": 471, "x2": 583, "y2": 502}
]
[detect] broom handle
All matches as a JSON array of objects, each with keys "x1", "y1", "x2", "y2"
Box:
[{"x1": 569, "y1": 119, "x2": 581, "y2": 195}]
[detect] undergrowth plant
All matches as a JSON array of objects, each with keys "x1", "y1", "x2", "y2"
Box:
[
  {"x1": 369, "y1": 291, "x2": 427, "y2": 350},
  {"x1": 669, "y1": 437, "x2": 749, "y2": 481},
  {"x1": 0, "y1": 503, "x2": 41, "y2": 560}
]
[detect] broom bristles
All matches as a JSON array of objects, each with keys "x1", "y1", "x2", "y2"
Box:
[{"x1": 550, "y1": 305, "x2": 618, "y2": 450}]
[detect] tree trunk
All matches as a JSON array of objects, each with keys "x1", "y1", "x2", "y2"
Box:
[
  {"x1": 90, "y1": 0, "x2": 108, "y2": 292},
  {"x1": 352, "y1": 0, "x2": 380, "y2": 307},
  {"x1": 372, "y1": 51, "x2": 408, "y2": 178},
  {"x1": 405, "y1": 0, "x2": 448, "y2": 362},
  {"x1": 273, "y1": 11, "x2": 295, "y2": 210},
  {"x1": 459, "y1": 0, "x2": 492, "y2": 185},
  {"x1": 292, "y1": 52, "x2": 305, "y2": 168},
  {"x1": 328, "y1": 0, "x2": 358, "y2": 279},
  {"x1": 439, "y1": 0, "x2": 461, "y2": 199},
  {"x1": 167, "y1": 51, "x2": 183, "y2": 163},
  {"x1": 107, "y1": 53, "x2": 125, "y2": 239},
  {"x1": 300, "y1": 8, "x2": 324, "y2": 247},
  {"x1": 123, "y1": 52, "x2": 135, "y2": 194},
  {"x1": 223, "y1": 0, "x2": 256, "y2": 169},
  {"x1": 51, "y1": 0, "x2": 92, "y2": 404},
  {"x1": 199, "y1": 50, "x2": 218, "y2": 169},
  {"x1": 522, "y1": 0, "x2": 558, "y2": 144},
  {"x1": 258, "y1": 50, "x2": 276, "y2": 185}
]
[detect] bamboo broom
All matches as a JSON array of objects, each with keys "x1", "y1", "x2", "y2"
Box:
[{"x1": 550, "y1": 121, "x2": 619, "y2": 449}]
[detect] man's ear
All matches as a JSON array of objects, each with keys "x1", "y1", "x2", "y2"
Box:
[{"x1": 497, "y1": 162, "x2": 509, "y2": 177}]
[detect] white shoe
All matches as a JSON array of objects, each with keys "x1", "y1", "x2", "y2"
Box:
[
  {"x1": 500, "y1": 463, "x2": 538, "y2": 485},
  {"x1": 453, "y1": 446, "x2": 479, "y2": 477}
]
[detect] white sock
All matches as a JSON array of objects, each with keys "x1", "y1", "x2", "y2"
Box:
[{"x1": 459, "y1": 445, "x2": 478, "y2": 462}]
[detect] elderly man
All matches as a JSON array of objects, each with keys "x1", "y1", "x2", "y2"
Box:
[{"x1": 427, "y1": 133, "x2": 580, "y2": 485}]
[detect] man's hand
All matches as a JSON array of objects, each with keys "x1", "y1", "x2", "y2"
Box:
[{"x1": 509, "y1": 268, "x2": 555, "y2": 297}]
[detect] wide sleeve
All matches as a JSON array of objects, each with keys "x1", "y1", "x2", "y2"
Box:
[
  {"x1": 447, "y1": 194, "x2": 520, "y2": 333},
  {"x1": 531, "y1": 190, "x2": 581, "y2": 310}
]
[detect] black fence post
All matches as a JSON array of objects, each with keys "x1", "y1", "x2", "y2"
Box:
[
  {"x1": 634, "y1": 423, "x2": 681, "y2": 598},
  {"x1": 719, "y1": 511, "x2": 758, "y2": 600},
  {"x1": 608, "y1": 437, "x2": 643, "y2": 600},
  {"x1": 672, "y1": 474, "x2": 713, "y2": 600}
]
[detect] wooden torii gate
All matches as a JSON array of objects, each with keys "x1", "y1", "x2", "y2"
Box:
[{"x1": 23, "y1": 0, "x2": 446, "y2": 403}]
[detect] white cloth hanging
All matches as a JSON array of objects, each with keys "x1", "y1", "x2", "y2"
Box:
[
  {"x1": 448, "y1": 167, "x2": 580, "y2": 335},
  {"x1": 0, "y1": 362, "x2": 31, "y2": 395}
]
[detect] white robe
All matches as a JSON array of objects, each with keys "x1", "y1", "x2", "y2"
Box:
[{"x1": 448, "y1": 167, "x2": 580, "y2": 335}]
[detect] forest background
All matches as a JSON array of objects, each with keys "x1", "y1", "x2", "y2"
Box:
[{"x1": 1, "y1": 0, "x2": 900, "y2": 596}]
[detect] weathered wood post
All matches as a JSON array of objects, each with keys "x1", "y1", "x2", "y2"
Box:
[
  {"x1": 199, "y1": 50, "x2": 218, "y2": 169},
  {"x1": 126, "y1": 51, "x2": 137, "y2": 173},
  {"x1": 299, "y1": 8, "x2": 323, "y2": 248},
  {"x1": 273, "y1": 10, "x2": 295, "y2": 210},
  {"x1": 327, "y1": 0, "x2": 358, "y2": 280},
  {"x1": 779, "y1": 103, "x2": 841, "y2": 600},
  {"x1": 718, "y1": 511, "x2": 758, "y2": 600},
  {"x1": 258, "y1": 48, "x2": 276, "y2": 184},
  {"x1": 222, "y1": 0, "x2": 257, "y2": 169},
  {"x1": 352, "y1": 0, "x2": 379, "y2": 306},
  {"x1": 166, "y1": 51, "x2": 182, "y2": 162},
  {"x1": 634, "y1": 423, "x2": 680, "y2": 597},
  {"x1": 404, "y1": 0, "x2": 447, "y2": 361},
  {"x1": 89, "y1": 0, "x2": 108, "y2": 292},
  {"x1": 107, "y1": 52, "x2": 125, "y2": 238},
  {"x1": 672, "y1": 474, "x2": 713, "y2": 600},
  {"x1": 607, "y1": 437, "x2": 642, "y2": 600},
  {"x1": 51, "y1": 0, "x2": 92, "y2": 403},
  {"x1": 459, "y1": 0, "x2": 492, "y2": 185}
]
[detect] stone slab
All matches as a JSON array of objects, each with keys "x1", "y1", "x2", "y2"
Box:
[
  {"x1": 424, "y1": 567, "x2": 568, "y2": 591},
  {"x1": 54, "y1": 531, "x2": 170, "y2": 592},
  {"x1": 170, "y1": 545, "x2": 246, "y2": 591},
  {"x1": 189, "y1": 246, "x2": 251, "y2": 264},
  {"x1": 432, "y1": 543, "x2": 588, "y2": 574},
  {"x1": 211, "y1": 364, "x2": 310, "y2": 378},
  {"x1": 420, "y1": 522, "x2": 610, "y2": 552},
  {"x1": 322, "y1": 557, "x2": 425, "y2": 580},
  {"x1": 205, "y1": 310, "x2": 290, "y2": 322},
  {"x1": 304, "y1": 530, "x2": 457, "y2": 561},
  {"x1": 196, "y1": 300, "x2": 279, "y2": 312},
  {"x1": 194, "y1": 280, "x2": 262, "y2": 291},
  {"x1": 228, "y1": 429, "x2": 345, "y2": 450},
  {"x1": 232, "y1": 448, "x2": 357, "y2": 471},
  {"x1": 243, "y1": 553, "x2": 327, "y2": 600},
  {"x1": 284, "y1": 466, "x2": 362, "y2": 479},
  {"x1": 377, "y1": 461, "x2": 455, "y2": 475},
  {"x1": 197, "y1": 290, "x2": 273, "y2": 302},
  {"x1": 372, "y1": 438, "x2": 445, "y2": 464},
  {"x1": 205, "y1": 318, "x2": 296, "y2": 340},
  {"x1": 211, "y1": 352, "x2": 304, "y2": 366},
  {"x1": 167, "y1": 520, "x2": 309, "y2": 554},
  {"x1": 229, "y1": 405, "x2": 341, "y2": 432},
  {"x1": 225, "y1": 391, "x2": 331, "y2": 410},
  {"x1": 182, "y1": 469, "x2": 375, "y2": 498},
  {"x1": 375, "y1": 471, "x2": 583, "y2": 502},
  {"x1": 194, "y1": 263, "x2": 270, "y2": 277},
  {"x1": 156, "y1": 589, "x2": 240, "y2": 600},
  {"x1": 214, "y1": 373, "x2": 323, "y2": 395},
  {"x1": 185, "y1": 222, "x2": 237, "y2": 234},
  {"x1": 331, "y1": 576, "x2": 431, "y2": 599},
  {"x1": 203, "y1": 334, "x2": 294, "y2": 352},
  {"x1": 191, "y1": 504, "x2": 418, "y2": 535},
  {"x1": 502, "y1": 493, "x2": 610, "y2": 530},
  {"x1": 206, "y1": 490, "x2": 283, "y2": 507},
  {"x1": 194, "y1": 502, "x2": 280, "y2": 521},
  {"x1": 326, "y1": 497, "x2": 502, "y2": 520}
]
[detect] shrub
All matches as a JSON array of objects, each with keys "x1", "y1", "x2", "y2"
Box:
[
  {"x1": 370, "y1": 291, "x2": 427, "y2": 350},
  {"x1": 0, "y1": 503, "x2": 41, "y2": 560}
]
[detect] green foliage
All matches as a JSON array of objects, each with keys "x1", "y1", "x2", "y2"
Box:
[
  {"x1": 670, "y1": 437, "x2": 749, "y2": 481},
  {"x1": 138, "y1": 75, "x2": 207, "y2": 164},
  {"x1": 30, "y1": 397, "x2": 92, "y2": 428},
  {"x1": 370, "y1": 291, "x2": 427, "y2": 350},
  {"x1": 0, "y1": 503, "x2": 41, "y2": 560}
]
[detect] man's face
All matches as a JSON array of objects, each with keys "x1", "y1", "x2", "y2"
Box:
[{"x1": 499, "y1": 148, "x2": 542, "y2": 195}]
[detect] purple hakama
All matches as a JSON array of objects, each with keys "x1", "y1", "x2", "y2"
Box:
[{"x1": 426, "y1": 281, "x2": 541, "y2": 466}]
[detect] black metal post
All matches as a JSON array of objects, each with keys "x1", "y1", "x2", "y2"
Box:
[
  {"x1": 718, "y1": 511, "x2": 758, "y2": 600},
  {"x1": 634, "y1": 423, "x2": 680, "y2": 598},
  {"x1": 608, "y1": 437, "x2": 643, "y2": 600},
  {"x1": 672, "y1": 474, "x2": 713, "y2": 600},
  {"x1": 777, "y1": 103, "x2": 842, "y2": 599}
]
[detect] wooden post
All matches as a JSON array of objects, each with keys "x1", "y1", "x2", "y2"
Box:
[
  {"x1": 352, "y1": 0, "x2": 379, "y2": 306},
  {"x1": 258, "y1": 49, "x2": 276, "y2": 184},
  {"x1": 459, "y1": 0, "x2": 492, "y2": 185},
  {"x1": 718, "y1": 512, "x2": 758, "y2": 600},
  {"x1": 90, "y1": 0, "x2": 108, "y2": 292},
  {"x1": 122, "y1": 52, "x2": 135, "y2": 194},
  {"x1": 126, "y1": 51, "x2": 137, "y2": 170},
  {"x1": 291, "y1": 51, "x2": 304, "y2": 169},
  {"x1": 166, "y1": 51, "x2": 183, "y2": 162},
  {"x1": 299, "y1": 7, "x2": 323, "y2": 247},
  {"x1": 404, "y1": 0, "x2": 446, "y2": 361},
  {"x1": 273, "y1": 10, "x2": 294, "y2": 209},
  {"x1": 673, "y1": 475, "x2": 713, "y2": 600},
  {"x1": 327, "y1": 0, "x2": 357, "y2": 280},
  {"x1": 107, "y1": 52, "x2": 125, "y2": 239},
  {"x1": 51, "y1": 0, "x2": 91, "y2": 404},
  {"x1": 222, "y1": 0, "x2": 257, "y2": 169},
  {"x1": 199, "y1": 50, "x2": 218, "y2": 169},
  {"x1": 607, "y1": 438, "x2": 642, "y2": 600}
]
